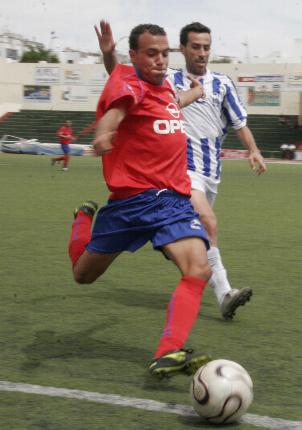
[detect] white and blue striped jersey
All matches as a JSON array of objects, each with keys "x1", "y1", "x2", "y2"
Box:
[{"x1": 167, "y1": 68, "x2": 247, "y2": 183}]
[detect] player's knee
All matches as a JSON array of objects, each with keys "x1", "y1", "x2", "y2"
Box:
[
  {"x1": 73, "y1": 274, "x2": 91, "y2": 284},
  {"x1": 198, "y1": 262, "x2": 212, "y2": 281},
  {"x1": 73, "y1": 268, "x2": 95, "y2": 284},
  {"x1": 186, "y1": 260, "x2": 212, "y2": 281}
]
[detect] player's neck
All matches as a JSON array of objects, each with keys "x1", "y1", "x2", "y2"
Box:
[{"x1": 185, "y1": 67, "x2": 207, "y2": 80}]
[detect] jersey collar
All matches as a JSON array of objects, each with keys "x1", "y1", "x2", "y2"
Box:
[{"x1": 183, "y1": 67, "x2": 211, "y2": 82}]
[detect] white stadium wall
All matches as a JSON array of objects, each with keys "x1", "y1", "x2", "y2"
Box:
[
  {"x1": 0, "y1": 61, "x2": 302, "y2": 117},
  {"x1": 0, "y1": 62, "x2": 109, "y2": 112},
  {"x1": 210, "y1": 63, "x2": 302, "y2": 116}
]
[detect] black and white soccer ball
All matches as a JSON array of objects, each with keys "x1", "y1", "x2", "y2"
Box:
[{"x1": 190, "y1": 359, "x2": 253, "y2": 424}]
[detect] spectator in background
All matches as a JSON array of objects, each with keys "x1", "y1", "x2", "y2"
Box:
[
  {"x1": 51, "y1": 120, "x2": 75, "y2": 171},
  {"x1": 278, "y1": 115, "x2": 298, "y2": 129}
]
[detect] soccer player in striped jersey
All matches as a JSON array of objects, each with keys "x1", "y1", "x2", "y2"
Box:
[
  {"x1": 96, "y1": 20, "x2": 266, "y2": 320},
  {"x1": 169, "y1": 22, "x2": 266, "y2": 319}
]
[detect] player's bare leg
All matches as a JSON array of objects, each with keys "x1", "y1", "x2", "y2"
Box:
[
  {"x1": 73, "y1": 250, "x2": 120, "y2": 284},
  {"x1": 191, "y1": 189, "x2": 252, "y2": 320},
  {"x1": 68, "y1": 200, "x2": 121, "y2": 284}
]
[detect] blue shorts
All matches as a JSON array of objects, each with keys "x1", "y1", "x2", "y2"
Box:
[
  {"x1": 61, "y1": 144, "x2": 70, "y2": 154},
  {"x1": 87, "y1": 189, "x2": 209, "y2": 254}
]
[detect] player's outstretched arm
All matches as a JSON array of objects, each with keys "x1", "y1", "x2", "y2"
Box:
[
  {"x1": 236, "y1": 126, "x2": 267, "y2": 176},
  {"x1": 93, "y1": 106, "x2": 126, "y2": 156},
  {"x1": 178, "y1": 76, "x2": 205, "y2": 108},
  {"x1": 94, "y1": 20, "x2": 118, "y2": 75}
]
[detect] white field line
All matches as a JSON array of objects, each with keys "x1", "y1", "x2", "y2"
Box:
[
  {"x1": 222, "y1": 158, "x2": 302, "y2": 165},
  {"x1": 0, "y1": 380, "x2": 301, "y2": 430}
]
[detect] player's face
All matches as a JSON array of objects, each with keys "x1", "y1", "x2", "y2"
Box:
[
  {"x1": 180, "y1": 32, "x2": 211, "y2": 76},
  {"x1": 130, "y1": 32, "x2": 169, "y2": 85}
]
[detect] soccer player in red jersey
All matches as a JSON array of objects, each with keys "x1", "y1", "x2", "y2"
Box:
[
  {"x1": 97, "y1": 21, "x2": 266, "y2": 321},
  {"x1": 51, "y1": 120, "x2": 75, "y2": 171},
  {"x1": 69, "y1": 23, "x2": 212, "y2": 378}
]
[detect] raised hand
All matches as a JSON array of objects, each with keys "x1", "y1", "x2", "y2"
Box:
[{"x1": 94, "y1": 20, "x2": 116, "y2": 54}]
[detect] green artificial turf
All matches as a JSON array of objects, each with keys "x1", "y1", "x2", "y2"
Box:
[{"x1": 0, "y1": 154, "x2": 301, "y2": 429}]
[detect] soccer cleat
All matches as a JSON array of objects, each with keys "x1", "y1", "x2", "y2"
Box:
[
  {"x1": 149, "y1": 349, "x2": 211, "y2": 379},
  {"x1": 51, "y1": 158, "x2": 56, "y2": 166},
  {"x1": 220, "y1": 288, "x2": 253, "y2": 320},
  {"x1": 73, "y1": 200, "x2": 98, "y2": 219}
]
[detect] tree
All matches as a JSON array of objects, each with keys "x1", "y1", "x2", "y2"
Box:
[
  {"x1": 20, "y1": 45, "x2": 59, "y2": 63},
  {"x1": 210, "y1": 57, "x2": 232, "y2": 64}
]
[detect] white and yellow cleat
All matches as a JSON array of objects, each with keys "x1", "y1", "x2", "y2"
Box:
[{"x1": 149, "y1": 349, "x2": 211, "y2": 379}]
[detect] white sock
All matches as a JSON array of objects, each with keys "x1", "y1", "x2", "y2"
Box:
[{"x1": 207, "y1": 246, "x2": 232, "y2": 305}]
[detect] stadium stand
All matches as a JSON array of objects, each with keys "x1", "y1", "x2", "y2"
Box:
[
  {"x1": 0, "y1": 110, "x2": 301, "y2": 157},
  {"x1": 0, "y1": 110, "x2": 96, "y2": 145},
  {"x1": 224, "y1": 114, "x2": 302, "y2": 158}
]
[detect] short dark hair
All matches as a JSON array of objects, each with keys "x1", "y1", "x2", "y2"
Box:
[
  {"x1": 180, "y1": 22, "x2": 211, "y2": 45},
  {"x1": 129, "y1": 24, "x2": 166, "y2": 50}
]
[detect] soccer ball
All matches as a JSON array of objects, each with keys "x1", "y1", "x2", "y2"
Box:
[{"x1": 190, "y1": 359, "x2": 253, "y2": 424}]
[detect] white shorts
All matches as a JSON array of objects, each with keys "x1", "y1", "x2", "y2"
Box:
[{"x1": 188, "y1": 170, "x2": 218, "y2": 207}]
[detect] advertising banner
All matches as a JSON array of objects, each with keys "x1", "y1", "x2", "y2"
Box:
[
  {"x1": 35, "y1": 67, "x2": 60, "y2": 83},
  {"x1": 61, "y1": 85, "x2": 88, "y2": 102},
  {"x1": 23, "y1": 85, "x2": 51, "y2": 102},
  {"x1": 64, "y1": 69, "x2": 83, "y2": 85},
  {"x1": 247, "y1": 87, "x2": 280, "y2": 106},
  {"x1": 285, "y1": 74, "x2": 302, "y2": 91}
]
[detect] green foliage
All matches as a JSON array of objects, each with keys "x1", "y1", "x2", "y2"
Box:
[
  {"x1": 210, "y1": 56, "x2": 232, "y2": 63},
  {"x1": 19, "y1": 45, "x2": 59, "y2": 63},
  {"x1": 0, "y1": 155, "x2": 301, "y2": 429}
]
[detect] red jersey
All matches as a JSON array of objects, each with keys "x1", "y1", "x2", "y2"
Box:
[
  {"x1": 57, "y1": 126, "x2": 73, "y2": 144},
  {"x1": 96, "y1": 65, "x2": 191, "y2": 200}
]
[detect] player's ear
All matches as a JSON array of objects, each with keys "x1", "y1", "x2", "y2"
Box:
[
  {"x1": 179, "y1": 44, "x2": 185, "y2": 54},
  {"x1": 129, "y1": 49, "x2": 137, "y2": 64}
]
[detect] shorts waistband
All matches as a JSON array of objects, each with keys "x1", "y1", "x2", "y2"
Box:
[
  {"x1": 144, "y1": 189, "x2": 188, "y2": 198},
  {"x1": 108, "y1": 189, "x2": 189, "y2": 204}
]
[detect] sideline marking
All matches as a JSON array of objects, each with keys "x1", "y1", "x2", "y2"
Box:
[{"x1": 0, "y1": 380, "x2": 301, "y2": 430}]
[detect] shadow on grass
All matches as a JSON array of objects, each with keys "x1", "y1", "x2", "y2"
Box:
[
  {"x1": 21, "y1": 325, "x2": 151, "y2": 370},
  {"x1": 142, "y1": 373, "x2": 188, "y2": 394},
  {"x1": 30, "y1": 285, "x2": 217, "y2": 316},
  {"x1": 29, "y1": 288, "x2": 170, "y2": 311},
  {"x1": 178, "y1": 415, "x2": 241, "y2": 428},
  {"x1": 102, "y1": 287, "x2": 171, "y2": 310}
]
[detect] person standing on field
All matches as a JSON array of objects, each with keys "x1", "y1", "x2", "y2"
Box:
[{"x1": 51, "y1": 120, "x2": 75, "y2": 171}]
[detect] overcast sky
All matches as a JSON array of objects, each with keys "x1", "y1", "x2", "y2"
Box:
[{"x1": 1, "y1": 0, "x2": 302, "y2": 58}]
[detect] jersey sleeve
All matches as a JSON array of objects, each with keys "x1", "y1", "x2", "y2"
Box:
[
  {"x1": 96, "y1": 65, "x2": 139, "y2": 120},
  {"x1": 222, "y1": 76, "x2": 247, "y2": 130}
]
